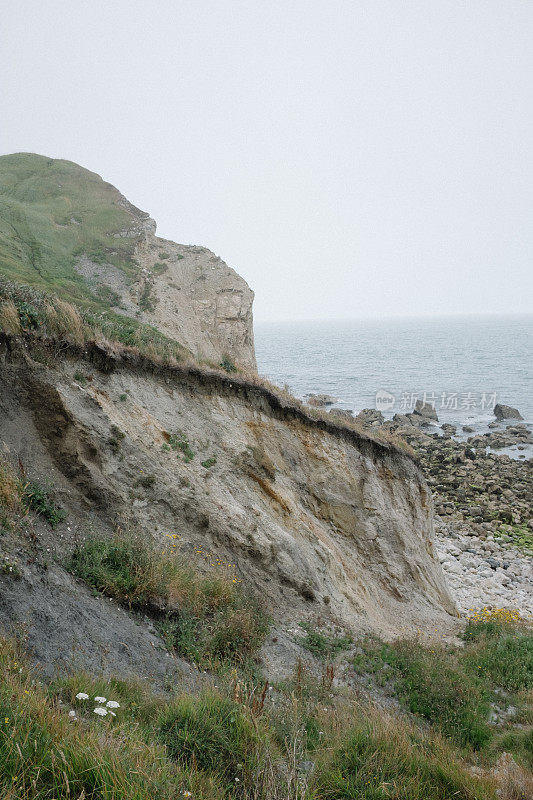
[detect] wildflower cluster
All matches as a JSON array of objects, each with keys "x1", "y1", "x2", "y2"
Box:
[
  {"x1": 466, "y1": 607, "x2": 523, "y2": 625},
  {"x1": 0, "y1": 556, "x2": 21, "y2": 578},
  {"x1": 193, "y1": 545, "x2": 241, "y2": 584},
  {"x1": 75, "y1": 692, "x2": 121, "y2": 718}
]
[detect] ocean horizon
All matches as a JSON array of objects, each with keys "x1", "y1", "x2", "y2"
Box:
[{"x1": 254, "y1": 313, "x2": 533, "y2": 440}]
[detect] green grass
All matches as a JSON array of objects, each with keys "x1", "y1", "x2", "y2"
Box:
[
  {"x1": 68, "y1": 533, "x2": 269, "y2": 668},
  {"x1": 0, "y1": 153, "x2": 139, "y2": 307},
  {"x1": 463, "y1": 630, "x2": 533, "y2": 693},
  {"x1": 158, "y1": 692, "x2": 261, "y2": 793},
  {"x1": 354, "y1": 637, "x2": 491, "y2": 748},
  {"x1": 312, "y1": 718, "x2": 494, "y2": 800},
  {"x1": 0, "y1": 637, "x2": 225, "y2": 800},
  {"x1": 298, "y1": 622, "x2": 353, "y2": 660},
  {"x1": 354, "y1": 615, "x2": 533, "y2": 757},
  {"x1": 0, "y1": 636, "x2": 499, "y2": 800}
]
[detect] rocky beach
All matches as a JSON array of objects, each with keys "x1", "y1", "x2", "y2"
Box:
[{"x1": 339, "y1": 401, "x2": 533, "y2": 617}]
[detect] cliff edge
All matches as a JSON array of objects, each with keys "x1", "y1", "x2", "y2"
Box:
[{"x1": 0, "y1": 153, "x2": 255, "y2": 369}]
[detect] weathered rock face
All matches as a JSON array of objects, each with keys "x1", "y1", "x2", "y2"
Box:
[
  {"x1": 0, "y1": 337, "x2": 456, "y2": 669},
  {"x1": 77, "y1": 205, "x2": 256, "y2": 371},
  {"x1": 133, "y1": 236, "x2": 256, "y2": 371}
]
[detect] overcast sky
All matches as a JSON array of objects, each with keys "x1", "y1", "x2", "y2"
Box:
[{"x1": 2, "y1": 1, "x2": 532, "y2": 322}]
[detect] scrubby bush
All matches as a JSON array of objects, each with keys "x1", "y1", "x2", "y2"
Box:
[{"x1": 69, "y1": 534, "x2": 269, "y2": 668}]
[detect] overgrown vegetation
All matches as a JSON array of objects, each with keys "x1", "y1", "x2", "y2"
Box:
[
  {"x1": 354, "y1": 611, "x2": 533, "y2": 762},
  {"x1": 69, "y1": 533, "x2": 269, "y2": 669},
  {"x1": 0, "y1": 636, "x2": 502, "y2": 800},
  {"x1": 0, "y1": 459, "x2": 65, "y2": 530}
]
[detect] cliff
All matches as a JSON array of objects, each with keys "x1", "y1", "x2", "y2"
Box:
[
  {"x1": 0, "y1": 153, "x2": 456, "y2": 682},
  {"x1": 0, "y1": 153, "x2": 255, "y2": 369},
  {"x1": 0, "y1": 333, "x2": 456, "y2": 679}
]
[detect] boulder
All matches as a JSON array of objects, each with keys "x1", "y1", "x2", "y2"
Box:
[
  {"x1": 413, "y1": 399, "x2": 438, "y2": 421},
  {"x1": 392, "y1": 413, "x2": 415, "y2": 428},
  {"x1": 441, "y1": 423, "x2": 457, "y2": 436},
  {"x1": 306, "y1": 394, "x2": 338, "y2": 407},
  {"x1": 494, "y1": 404, "x2": 523, "y2": 421},
  {"x1": 353, "y1": 408, "x2": 384, "y2": 427},
  {"x1": 407, "y1": 412, "x2": 431, "y2": 428}
]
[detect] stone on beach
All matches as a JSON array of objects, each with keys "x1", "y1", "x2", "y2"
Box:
[{"x1": 494, "y1": 403, "x2": 523, "y2": 421}]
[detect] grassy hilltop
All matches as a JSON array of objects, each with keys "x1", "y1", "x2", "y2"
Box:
[
  {"x1": 0, "y1": 152, "x2": 142, "y2": 308},
  {"x1": 0, "y1": 153, "x2": 190, "y2": 359}
]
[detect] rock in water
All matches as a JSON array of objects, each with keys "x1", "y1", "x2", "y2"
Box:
[
  {"x1": 413, "y1": 399, "x2": 439, "y2": 421},
  {"x1": 494, "y1": 403, "x2": 523, "y2": 421}
]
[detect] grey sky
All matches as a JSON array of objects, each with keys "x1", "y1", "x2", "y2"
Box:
[{"x1": 2, "y1": 1, "x2": 532, "y2": 322}]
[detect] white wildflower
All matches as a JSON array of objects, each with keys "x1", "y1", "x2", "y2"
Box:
[
  {"x1": 76, "y1": 692, "x2": 89, "y2": 700},
  {"x1": 68, "y1": 710, "x2": 77, "y2": 718},
  {"x1": 93, "y1": 707, "x2": 108, "y2": 716},
  {"x1": 182, "y1": 793, "x2": 192, "y2": 798},
  {"x1": 106, "y1": 700, "x2": 120, "y2": 708},
  {"x1": 94, "y1": 696, "x2": 106, "y2": 703},
  {"x1": 109, "y1": 711, "x2": 116, "y2": 717}
]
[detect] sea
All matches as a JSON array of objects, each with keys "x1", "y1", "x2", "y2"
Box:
[{"x1": 254, "y1": 314, "x2": 533, "y2": 458}]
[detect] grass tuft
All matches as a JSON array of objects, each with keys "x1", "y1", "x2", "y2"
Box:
[{"x1": 69, "y1": 533, "x2": 269, "y2": 668}]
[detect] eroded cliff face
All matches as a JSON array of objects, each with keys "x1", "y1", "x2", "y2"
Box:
[
  {"x1": 0, "y1": 337, "x2": 456, "y2": 674},
  {"x1": 133, "y1": 236, "x2": 256, "y2": 370},
  {"x1": 74, "y1": 204, "x2": 256, "y2": 371}
]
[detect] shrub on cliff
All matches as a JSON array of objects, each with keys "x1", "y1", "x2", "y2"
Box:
[{"x1": 69, "y1": 533, "x2": 269, "y2": 668}]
